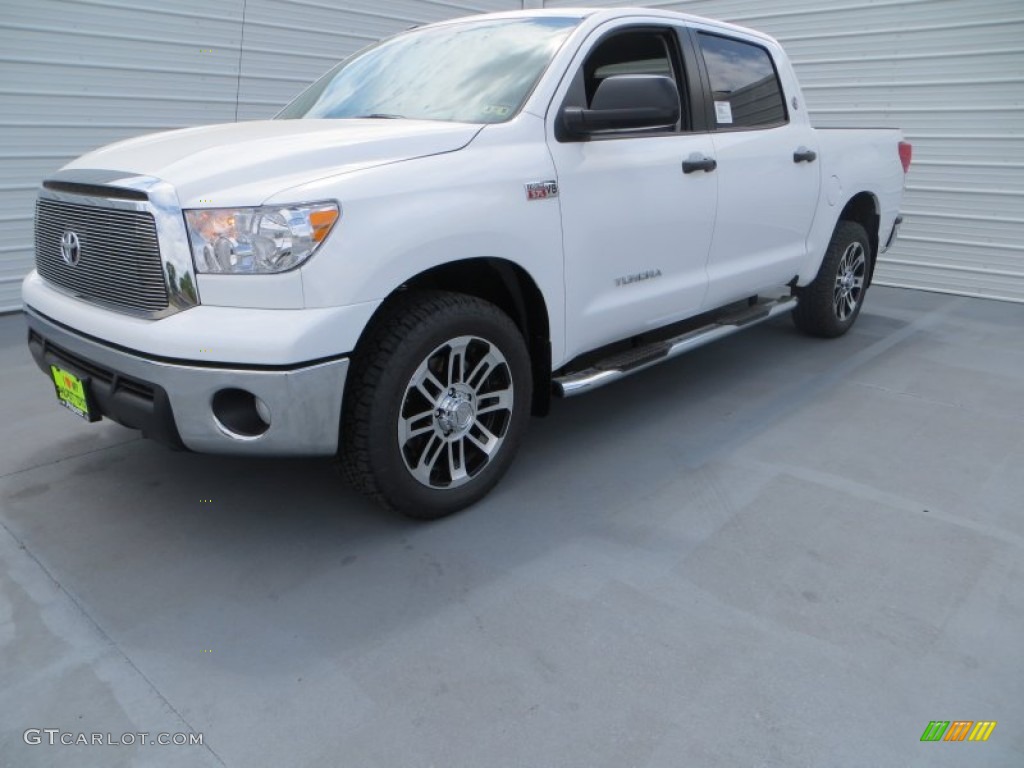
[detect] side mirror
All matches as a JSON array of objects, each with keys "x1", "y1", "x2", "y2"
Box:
[{"x1": 561, "y1": 74, "x2": 680, "y2": 138}]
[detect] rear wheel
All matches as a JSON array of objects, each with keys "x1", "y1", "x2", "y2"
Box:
[
  {"x1": 792, "y1": 220, "x2": 871, "y2": 338},
  {"x1": 341, "y1": 291, "x2": 532, "y2": 519}
]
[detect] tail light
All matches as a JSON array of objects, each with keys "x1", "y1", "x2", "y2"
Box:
[{"x1": 898, "y1": 141, "x2": 912, "y2": 174}]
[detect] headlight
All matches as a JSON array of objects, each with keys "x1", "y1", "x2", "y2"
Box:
[{"x1": 184, "y1": 202, "x2": 339, "y2": 274}]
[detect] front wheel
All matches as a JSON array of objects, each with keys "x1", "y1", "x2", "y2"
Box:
[
  {"x1": 341, "y1": 291, "x2": 532, "y2": 519},
  {"x1": 792, "y1": 220, "x2": 871, "y2": 338}
]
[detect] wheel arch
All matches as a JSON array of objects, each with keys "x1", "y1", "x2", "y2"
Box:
[
  {"x1": 356, "y1": 257, "x2": 553, "y2": 417},
  {"x1": 836, "y1": 192, "x2": 881, "y2": 286}
]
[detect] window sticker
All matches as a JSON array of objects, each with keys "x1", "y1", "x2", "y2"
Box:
[{"x1": 715, "y1": 101, "x2": 733, "y2": 124}]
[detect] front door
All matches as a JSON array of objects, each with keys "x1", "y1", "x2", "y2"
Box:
[{"x1": 548, "y1": 24, "x2": 718, "y2": 360}]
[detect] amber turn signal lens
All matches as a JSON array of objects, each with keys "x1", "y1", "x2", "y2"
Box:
[{"x1": 309, "y1": 208, "x2": 339, "y2": 243}]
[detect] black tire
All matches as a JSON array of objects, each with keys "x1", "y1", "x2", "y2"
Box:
[
  {"x1": 340, "y1": 290, "x2": 532, "y2": 519},
  {"x1": 792, "y1": 220, "x2": 871, "y2": 338}
]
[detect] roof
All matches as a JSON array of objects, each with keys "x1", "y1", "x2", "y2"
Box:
[{"x1": 421, "y1": 6, "x2": 777, "y2": 46}]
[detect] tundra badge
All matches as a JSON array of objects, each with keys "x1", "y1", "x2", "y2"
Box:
[{"x1": 616, "y1": 269, "x2": 662, "y2": 287}]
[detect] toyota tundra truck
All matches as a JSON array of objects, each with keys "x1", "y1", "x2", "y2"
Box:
[{"x1": 23, "y1": 8, "x2": 911, "y2": 518}]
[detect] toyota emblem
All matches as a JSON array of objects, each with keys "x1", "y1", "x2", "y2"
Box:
[{"x1": 60, "y1": 231, "x2": 81, "y2": 266}]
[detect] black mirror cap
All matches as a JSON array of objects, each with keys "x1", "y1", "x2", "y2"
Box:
[
  {"x1": 560, "y1": 74, "x2": 680, "y2": 139},
  {"x1": 591, "y1": 74, "x2": 678, "y2": 112}
]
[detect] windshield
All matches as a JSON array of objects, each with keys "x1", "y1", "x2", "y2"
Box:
[{"x1": 277, "y1": 17, "x2": 579, "y2": 124}]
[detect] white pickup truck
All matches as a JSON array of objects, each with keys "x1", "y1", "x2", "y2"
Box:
[{"x1": 23, "y1": 8, "x2": 910, "y2": 517}]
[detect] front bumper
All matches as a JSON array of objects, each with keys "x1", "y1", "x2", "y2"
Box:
[{"x1": 26, "y1": 308, "x2": 348, "y2": 456}]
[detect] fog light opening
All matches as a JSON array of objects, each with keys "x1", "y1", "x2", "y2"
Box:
[
  {"x1": 212, "y1": 388, "x2": 270, "y2": 438},
  {"x1": 254, "y1": 396, "x2": 272, "y2": 426}
]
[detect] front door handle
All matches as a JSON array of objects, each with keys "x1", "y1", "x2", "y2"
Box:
[
  {"x1": 683, "y1": 155, "x2": 717, "y2": 174},
  {"x1": 793, "y1": 147, "x2": 817, "y2": 163}
]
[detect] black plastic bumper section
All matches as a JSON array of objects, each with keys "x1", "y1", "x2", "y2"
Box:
[
  {"x1": 28, "y1": 327, "x2": 186, "y2": 450},
  {"x1": 885, "y1": 215, "x2": 903, "y2": 250}
]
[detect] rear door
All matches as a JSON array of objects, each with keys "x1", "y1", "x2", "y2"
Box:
[
  {"x1": 547, "y1": 23, "x2": 718, "y2": 360},
  {"x1": 690, "y1": 28, "x2": 821, "y2": 309}
]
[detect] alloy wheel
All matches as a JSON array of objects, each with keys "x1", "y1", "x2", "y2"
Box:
[
  {"x1": 833, "y1": 241, "x2": 866, "y2": 321},
  {"x1": 397, "y1": 335, "x2": 514, "y2": 489}
]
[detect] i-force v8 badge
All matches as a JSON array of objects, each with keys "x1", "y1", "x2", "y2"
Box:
[{"x1": 525, "y1": 181, "x2": 558, "y2": 201}]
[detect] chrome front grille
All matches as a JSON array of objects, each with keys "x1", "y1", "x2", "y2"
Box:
[{"x1": 35, "y1": 198, "x2": 169, "y2": 313}]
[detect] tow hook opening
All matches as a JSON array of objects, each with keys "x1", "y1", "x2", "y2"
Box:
[{"x1": 212, "y1": 388, "x2": 271, "y2": 438}]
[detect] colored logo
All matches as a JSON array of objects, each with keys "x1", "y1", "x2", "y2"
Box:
[{"x1": 920, "y1": 721, "x2": 996, "y2": 742}]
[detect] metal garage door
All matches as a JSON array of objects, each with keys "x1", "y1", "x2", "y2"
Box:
[
  {"x1": 0, "y1": 0, "x2": 522, "y2": 312},
  {"x1": 543, "y1": 0, "x2": 1024, "y2": 302}
]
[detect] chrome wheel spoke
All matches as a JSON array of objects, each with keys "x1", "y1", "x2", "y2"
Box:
[
  {"x1": 466, "y1": 350, "x2": 499, "y2": 391},
  {"x1": 447, "y1": 338, "x2": 469, "y2": 386},
  {"x1": 476, "y1": 385, "x2": 513, "y2": 415},
  {"x1": 410, "y1": 434, "x2": 445, "y2": 485},
  {"x1": 466, "y1": 422, "x2": 500, "y2": 457},
  {"x1": 399, "y1": 411, "x2": 435, "y2": 443},
  {"x1": 448, "y1": 440, "x2": 468, "y2": 484},
  {"x1": 415, "y1": 369, "x2": 445, "y2": 403}
]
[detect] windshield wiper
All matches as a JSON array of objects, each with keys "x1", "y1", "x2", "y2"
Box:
[{"x1": 353, "y1": 113, "x2": 406, "y2": 119}]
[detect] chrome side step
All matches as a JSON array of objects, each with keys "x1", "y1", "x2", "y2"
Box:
[{"x1": 553, "y1": 296, "x2": 798, "y2": 397}]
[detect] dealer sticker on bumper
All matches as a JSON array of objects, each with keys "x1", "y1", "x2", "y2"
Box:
[{"x1": 50, "y1": 365, "x2": 94, "y2": 421}]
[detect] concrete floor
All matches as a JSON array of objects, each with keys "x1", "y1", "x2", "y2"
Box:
[{"x1": 0, "y1": 286, "x2": 1021, "y2": 768}]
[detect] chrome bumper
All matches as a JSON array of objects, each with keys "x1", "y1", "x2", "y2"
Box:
[{"x1": 26, "y1": 308, "x2": 348, "y2": 456}]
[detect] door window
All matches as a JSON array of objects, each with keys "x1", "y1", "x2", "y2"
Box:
[{"x1": 697, "y1": 33, "x2": 787, "y2": 129}]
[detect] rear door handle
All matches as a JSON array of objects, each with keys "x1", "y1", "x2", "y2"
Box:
[
  {"x1": 683, "y1": 155, "x2": 717, "y2": 174},
  {"x1": 793, "y1": 147, "x2": 817, "y2": 163}
]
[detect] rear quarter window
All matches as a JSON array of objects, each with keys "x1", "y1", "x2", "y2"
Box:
[{"x1": 697, "y1": 32, "x2": 787, "y2": 129}]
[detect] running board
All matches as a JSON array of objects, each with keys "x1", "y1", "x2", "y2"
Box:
[{"x1": 553, "y1": 296, "x2": 798, "y2": 397}]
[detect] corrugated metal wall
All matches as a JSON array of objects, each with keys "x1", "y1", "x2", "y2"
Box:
[
  {"x1": 543, "y1": 0, "x2": 1024, "y2": 302},
  {"x1": 4, "y1": 1, "x2": 1021, "y2": 309},
  {"x1": 0, "y1": 0, "x2": 522, "y2": 312}
]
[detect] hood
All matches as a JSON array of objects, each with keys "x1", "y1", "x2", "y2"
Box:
[{"x1": 63, "y1": 119, "x2": 482, "y2": 207}]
